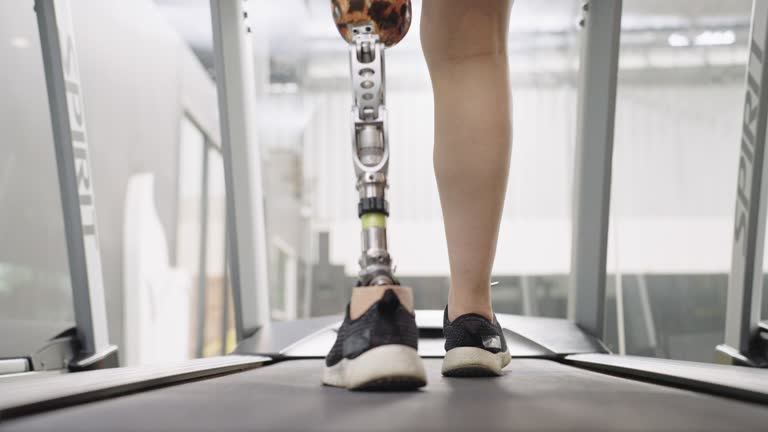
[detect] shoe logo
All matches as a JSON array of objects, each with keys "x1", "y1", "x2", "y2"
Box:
[{"x1": 482, "y1": 335, "x2": 502, "y2": 349}]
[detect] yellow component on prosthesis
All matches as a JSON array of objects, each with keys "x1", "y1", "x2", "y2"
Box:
[{"x1": 361, "y1": 212, "x2": 387, "y2": 229}]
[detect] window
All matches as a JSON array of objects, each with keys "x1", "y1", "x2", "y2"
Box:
[
  {"x1": 175, "y1": 116, "x2": 232, "y2": 357},
  {"x1": 605, "y1": 0, "x2": 753, "y2": 362},
  {"x1": 202, "y1": 146, "x2": 232, "y2": 355},
  {"x1": 251, "y1": 0, "x2": 581, "y2": 320}
]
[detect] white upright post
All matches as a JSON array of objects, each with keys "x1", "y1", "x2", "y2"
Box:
[
  {"x1": 717, "y1": 0, "x2": 768, "y2": 367},
  {"x1": 568, "y1": 0, "x2": 623, "y2": 340},
  {"x1": 35, "y1": 0, "x2": 118, "y2": 370},
  {"x1": 210, "y1": 0, "x2": 271, "y2": 339}
]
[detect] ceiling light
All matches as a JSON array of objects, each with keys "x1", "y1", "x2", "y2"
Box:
[
  {"x1": 694, "y1": 30, "x2": 736, "y2": 46},
  {"x1": 667, "y1": 33, "x2": 690, "y2": 48}
]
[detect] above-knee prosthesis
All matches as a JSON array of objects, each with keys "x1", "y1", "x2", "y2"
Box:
[{"x1": 332, "y1": 0, "x2": 412, "y2": 286}]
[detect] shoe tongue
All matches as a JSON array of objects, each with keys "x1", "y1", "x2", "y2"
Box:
[{"x1": 378, "y1": 289, "x2": 401, "y2": 312}]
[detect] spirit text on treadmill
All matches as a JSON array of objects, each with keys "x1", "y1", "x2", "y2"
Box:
[
  {"x1": 734, "y1": 37, "x2": 764, "y2": 257},
  {"x1": 63, "y1": 34, "x2": 96, "y2": 238}
]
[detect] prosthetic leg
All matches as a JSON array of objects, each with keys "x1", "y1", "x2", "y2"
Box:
[
  {"x1": 332, "y1": 0, "x2": 411, "y2": 286},
  {"x1": 322, "y1": 1, "x2": 425, "y2": 391}
]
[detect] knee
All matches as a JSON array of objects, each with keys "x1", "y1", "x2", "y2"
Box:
[{"x1": 420, "y1": 0, "x2": 511, "y2": 68}]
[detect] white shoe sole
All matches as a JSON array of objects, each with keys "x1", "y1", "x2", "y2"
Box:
[
  {"x1": 322, "y1": 344, "x2": 427, "y2": 390},
  {"x1": 442, "y1": 347, "x2": 512, "y2": 377}
]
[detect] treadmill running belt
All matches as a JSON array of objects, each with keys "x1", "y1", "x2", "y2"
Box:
[{"x1": 2, "y1": 359, "x2": 767, "y2": 431}]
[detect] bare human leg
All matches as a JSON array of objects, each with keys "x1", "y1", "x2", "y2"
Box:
[{"x1": 421, "y1": 0, "x2": 513, "y2": 321}]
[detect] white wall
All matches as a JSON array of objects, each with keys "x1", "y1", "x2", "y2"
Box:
[{"x1": 0, "y1": 0, "x2": 219, "y2": 358}]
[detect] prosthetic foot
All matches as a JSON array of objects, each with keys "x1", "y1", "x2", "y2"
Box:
[{"x1": 322, "y1": 0, "x2": 426, "y2": 390}]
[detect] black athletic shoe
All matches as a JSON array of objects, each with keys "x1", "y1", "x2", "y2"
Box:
[
  {"x1": 442, "y1": 307, "x2": 511, "y2": 376},
  {"x1": 322, "y1": 289, "x2": 427, "y2": 390}
]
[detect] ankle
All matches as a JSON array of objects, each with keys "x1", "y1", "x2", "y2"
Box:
[
  {"x1": 350, "y1": 285, "x2": 414, "y2": 319},
  {"x1": 447, "y1": 300, "x2": 493, "y2": 322}
]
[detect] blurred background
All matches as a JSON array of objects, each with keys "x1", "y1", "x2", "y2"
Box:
[{"x1": 1, "y1": 0, "x2": 765, "y2": 367}]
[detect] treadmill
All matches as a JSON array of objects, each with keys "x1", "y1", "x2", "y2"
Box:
[
  {"x1": 2, "y1": 1, "x2": 768, "y2": 431},
  {"x1": 2, "y1": 311, "x2": 768, "y2": 431}
]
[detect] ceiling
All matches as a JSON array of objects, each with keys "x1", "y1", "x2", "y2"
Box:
[
  {"x1": 155, "y1": 0, "x2": 754, "y2": 51},
  {"x1": 154, "y1": 0, "x2": 754, "y2": 86}
]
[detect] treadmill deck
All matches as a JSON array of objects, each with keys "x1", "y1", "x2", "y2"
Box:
[{"x1": 3, "y1": 358, "x2": 768, "y2": 432}]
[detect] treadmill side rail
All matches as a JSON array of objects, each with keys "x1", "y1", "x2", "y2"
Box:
[
  {"x1": 568, "y1": 353, "x2": 768, "y2": 406},
  {"x1": 0, "y1": 359, "x2": 31, "y2": 376},
  {"x1": 0, "y1": 355, "x2": 271, "y2": 421}
]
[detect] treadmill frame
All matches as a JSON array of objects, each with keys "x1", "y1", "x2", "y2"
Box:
[
  {"x1": 210, "y1": 0, "x2": 271, "y2": 341},
  {"x1": 569, "y1": 0, "x2": 623, "y2": 340},
  {"x1": 5, "y1": 0, "x2": 768, "y2": 424},
  {"x1": 34, "y1": 0, "x2": 117, "y2": 371},
  {"x1": 718, "y1": 0, "x2": 768, "y2": 367}
]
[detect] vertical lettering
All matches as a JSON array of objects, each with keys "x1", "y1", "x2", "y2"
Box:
[
  {"x1": 70, "y1": 92, "x2": 83, "y2": 128},
  {"x1": 63, "y1": 36, "x2": 76, "y2": 80},
  {"x1": 734, "y1": 35, "x2": 764, "y2": 259},
  {"x1": 65, "y1": 80, "x2": 83, "y2": 128},
  {"x1": 743, "y1": 91, "x2": 758, "y2": 156},
  {"x1": 71, "y1": 130, "x2": 85, "y2": 144},
  {"x1": 742, "y1": 133, "x2": 755, "y2": 164},
  {"x1": 751, "y1": 37, "x2": 764, "y2": 65},
  {"x1": 74, "y1": 148, "x2": 90, "y2": 192},
  {"x1": 737, "y1": 156, "x2": 751, "y2": 209},
  {"x1": 734, "y1": 210, "x2": 748, "y2": 256}
]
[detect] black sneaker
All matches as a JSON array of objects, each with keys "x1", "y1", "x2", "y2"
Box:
[
  {"x1": 442, "y1": 307, "x2": 511, "y2": 376},
  {"x1": 322, "y1": 289, "x2": 427, "y2": 390}
]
